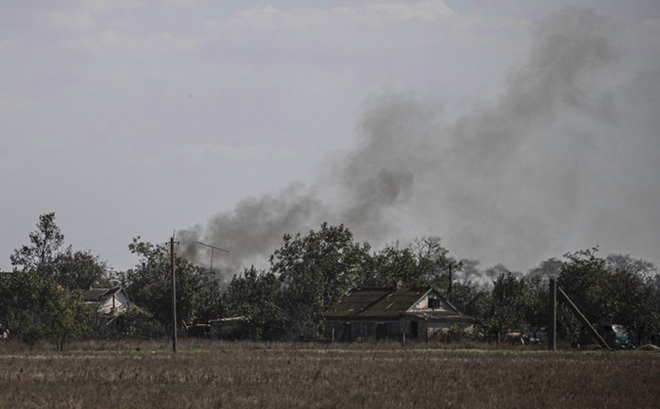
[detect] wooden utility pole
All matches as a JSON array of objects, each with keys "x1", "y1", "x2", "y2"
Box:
[
  {"x1": 549, "y1": 279, "x2": 557, "y2": 351},
  {"x1": 548, "y1": 278, "x2": 612, "y2": 351},
  {"x1": 171, "y1": 234, "x2": 177, "y2": 353},
  {"x1": 557, "y1": 286, "x2": 611, "y2": 351}
]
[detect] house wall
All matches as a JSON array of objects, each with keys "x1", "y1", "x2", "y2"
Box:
[
  {"x1": 325, "y1": 319, "x2": 473, "y2": 341},
  {"x1": 425, "y1": 322, "x2": 474, "y2": 338},
  {"x1": 98, "y1": 291, "x2": 132, "y2": 314},
  {"x1": 325, "y1": 319, "x2": 412, "y2": 341}
]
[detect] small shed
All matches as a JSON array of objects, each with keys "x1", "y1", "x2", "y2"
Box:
[
  {"x1": 323, "y1": 286, "x2": 474, "y2": 341},
  {"x1": 209, "y1": 316, "x2": 249, "y2": 340},
  {"x1": 81, "y1": 287, "x2": 137, "y2": 316}
]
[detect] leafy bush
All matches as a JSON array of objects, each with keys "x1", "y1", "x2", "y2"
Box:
[{"x1": 0, "y1": 272, "x2": 91, "y2": 350}]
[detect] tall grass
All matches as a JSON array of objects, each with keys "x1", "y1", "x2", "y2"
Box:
[{"x1": 0, "y1": 339, "x2": 658, "y2": 408}]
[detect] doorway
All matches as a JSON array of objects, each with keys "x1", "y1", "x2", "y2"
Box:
[
  {"x1": 411, "y1": 322, "x2": 419, "y2": 339},
  {"x1": 376, "y1": 323, "x2": 388, "y2": 340}
]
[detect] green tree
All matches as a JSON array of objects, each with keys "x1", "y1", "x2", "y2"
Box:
[
  {"x1": 449, "y1": 281, "x2": 492, "y2": 321},
  {"x1": 225, "y1": 267, "x2": 286, "y2": 340},
  {"x1": 0, "y1": 272, "x2": 90, "y2": 350},
  {"x1": 412, "y1": 236, "x2": 455, "y2": 287},
  {"x1": 606, "y1": 254, "x2": 660, "y2": 343},
  {"x1": 483, "y1": 271, "x2": 530, "y2": 339},
  {"x1": 270, "y1": 223, "x2": 372, "y2": 335},
  {"x1": 558, "y1": 248, "x2": 614, "y2": 326},
  {"x1": 120, "y1": 238, "x2": 223, "y2": 328},
  {"x1": 523, "y1": 275, "x2": 549, "y2": 331},
  {"x1": 11, "y1": 213, "x2": 64, "y2": 273},
  {"x1": 51, "y1": 247, "x2": 111, "y2": 290},
  {"x1": 364, "y1": 243, "x2": 419, "y2": 287},
  {"x1": 11, "y1": 213, "x2": 111, "y2": 290},
  {"x1": 556, "y1": 249, "x2": 660, "y2": 345},
  {"x1": 363, "y1": 237, "x2": 457, "y2": 289}
]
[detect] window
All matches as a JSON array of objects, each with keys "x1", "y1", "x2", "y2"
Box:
[{"x1": 428, "y1": 298, "x2": 440, "y2": 309}]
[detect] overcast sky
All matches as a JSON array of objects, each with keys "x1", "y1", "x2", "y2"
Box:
[{"x1": 2, "y1": 0, "x2": 659, "y2": 274}]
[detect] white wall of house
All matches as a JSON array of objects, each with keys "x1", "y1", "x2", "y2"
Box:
[
  {"x1": 409, "y1": 293, "x2": 453, "y2": 312},
  {"x1": 97, "y1": 291, "x2": 133, "y2": 314}
]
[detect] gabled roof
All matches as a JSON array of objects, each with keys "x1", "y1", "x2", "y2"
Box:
[
  {"x1": 81, "y1": 287, "x2": 123, "y2": 302},
  {"x1": 324, "y1": 286, "x2": 475, "y2": 322}
]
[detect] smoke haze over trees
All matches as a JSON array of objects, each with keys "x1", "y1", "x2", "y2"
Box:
[{"x1": 179, "y1": 7, "x2": 660, "y2": 279}]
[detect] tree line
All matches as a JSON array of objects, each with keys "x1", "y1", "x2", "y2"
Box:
[{"x1": 2, "y1": 213, "x2": 659, "y2": 348}]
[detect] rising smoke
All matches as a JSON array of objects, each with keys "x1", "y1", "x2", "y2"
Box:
[{"x1": 180, "y1": 7, "x2": 660, "y2": 281}]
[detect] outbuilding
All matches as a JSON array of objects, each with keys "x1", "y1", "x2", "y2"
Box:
[{"x1": 209, "y1": 316, "x2": 249, "y2": 340}]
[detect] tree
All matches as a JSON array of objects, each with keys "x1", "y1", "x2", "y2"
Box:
[
  {"x1": 225, "y1": 267, "x2": 286, "y2": 340},
  {"x1": 270, "y1": 223, "x2": 372, "y2": 335},
  {"x1": 606, "y1": 254, "x2": 660, "y2": 344},
  {"x1": 528, "y1": 258, "x2": 563, "y2": 282},
  {"x1": 556, "y1": 248, "x2": 660, "y2": 345},
  {"x1": 449, "y1": 281, "x2": 491, "y2": 322},
  {"x1": 606, "y1": 254, "x2": 659, "y2": 278},
  {"x1": 0, "y1": 272, "x2": 91, "y2": 350},
  {"x1": 194, "y1": 279, "x2": 226, "y2": 325},
  {"x1": 11, "y1": 213, "x2": 111, "y2": 290},
  {"x1": 120, "y1": 238, "x2": 223, "y2": 328},
  {"x1": 483, "y1": 271, "x2": 531, "y2": 339},
  {"x1": 11, "y1": 213, "x2": 64, "y2": 273},
  {"x1": 363, "y1": 237, "x2": 458, "y2": 289},
  {"x1": 558, "y1": 248, "x2": 614, "y2": 326},
  {"x1": 364, "y1": 243, "x2": 420, "y2": 287},
  {"x1": 51, "y1": 247, "x2": 112, "y2": 290},
  {"x1": 412, "y1": 236, "x2": 454, "y2": 287}
]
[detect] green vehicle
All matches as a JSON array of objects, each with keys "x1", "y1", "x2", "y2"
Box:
[{"x1": 579, "y1": 324, "x2": 633, "y2": 349}]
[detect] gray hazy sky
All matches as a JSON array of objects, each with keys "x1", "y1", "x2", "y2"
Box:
[{"x1": 2, "y1": 0, "x2": 659, "y2": 274}]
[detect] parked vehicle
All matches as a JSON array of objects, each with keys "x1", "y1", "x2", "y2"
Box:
[
  {"x1": 578, "y1": 324, "x2": 634, "y2": 350},
  {"x1": 526, "y1": 330, "x2": 547, "y2": 345}
]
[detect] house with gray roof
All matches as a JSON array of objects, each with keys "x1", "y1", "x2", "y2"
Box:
[
  {"x1": 323, "y1": 285, "x2": 474, "y2": 341},
  {"x1": 81, "y1": 287, "x2": 137, "y2": 316}
]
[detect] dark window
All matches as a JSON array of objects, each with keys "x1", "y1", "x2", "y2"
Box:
[
  {"x1": 376, "y1": 323, "x2": 388, "y2": 340},
  {"x1": 411, "y1": 322, "x2": 419, "y2": 339},
  {"x1": 428, "y1": 298, "x2": 440, "y2": 309}
]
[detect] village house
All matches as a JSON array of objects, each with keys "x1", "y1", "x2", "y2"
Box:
[
  {"x1": 323, "y1": 285, "x2": 474, "y2": 341},
  {"x1": 81, "y1": 287, "x2": 137, "y2": 316}
]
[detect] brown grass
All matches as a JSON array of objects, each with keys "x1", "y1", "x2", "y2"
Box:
[{"x1": 0, "y1": 339, "x2": 658, "y2": 408}]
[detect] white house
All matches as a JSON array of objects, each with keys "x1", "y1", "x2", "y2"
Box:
[{"x1": 81, "y1": 287, "x2": 137, "y2": 315}]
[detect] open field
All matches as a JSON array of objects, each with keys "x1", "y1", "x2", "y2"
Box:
[{"x1": 1, "y1": 340, "x2": 659, "y2": 409}]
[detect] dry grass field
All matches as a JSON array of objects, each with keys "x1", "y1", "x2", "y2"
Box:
[{"x1": 1, "y1": 339, "x2": 658, "y2": 409}]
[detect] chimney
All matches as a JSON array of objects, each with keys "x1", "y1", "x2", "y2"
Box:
[{"x1": 392, "y1": 280, "x2": 403, "y2": 291}]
